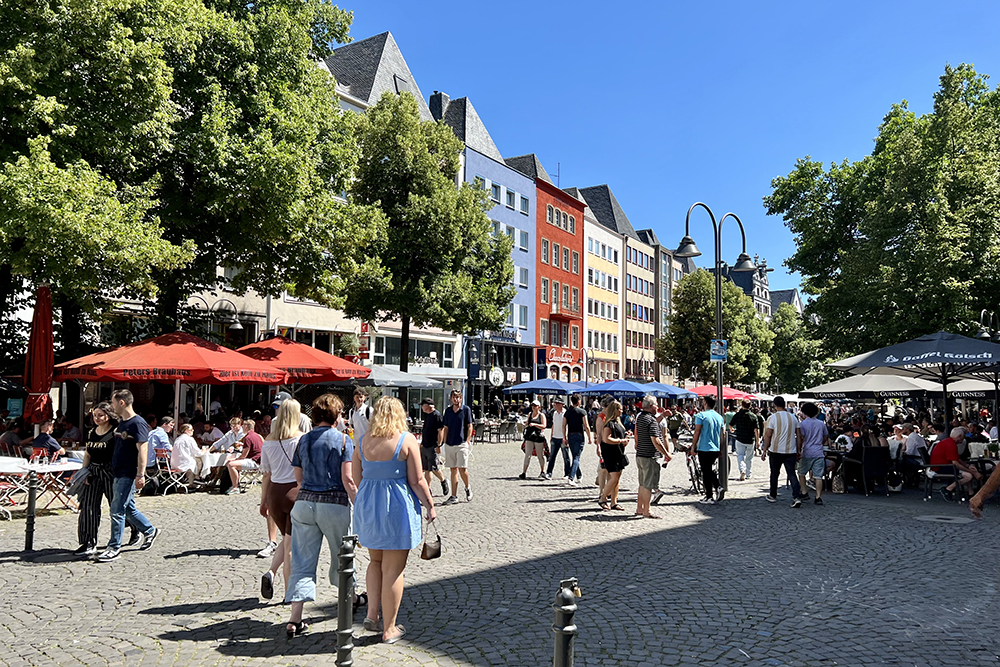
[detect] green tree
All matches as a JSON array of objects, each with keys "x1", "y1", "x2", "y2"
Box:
[
  {"x1": 0, "y1": 0, "x2": 384, "y2": 358},
  {"x1": 345, "y1": 91, "x2": 515, "y2": 374},
  {"x1": 765, "y1": 64, "x2": 1000, "y2": 358},
  {"x1": 656, "y1": 270, "x2": 772, "y2": 386},
  {"x1": 768, "y1": 303, "x2": 831, "y2": 393}
]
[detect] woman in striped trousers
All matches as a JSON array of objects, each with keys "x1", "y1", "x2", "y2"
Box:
[{"x1": 75, "y1": 403, "x2": 118, "y2": 557}]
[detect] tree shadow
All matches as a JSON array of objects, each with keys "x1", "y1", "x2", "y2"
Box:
[
  {"x1": 142, "y1": 493, "x2": 999, "y2": 666},
  {"x1": 0, "y1": 548, "x2": 83, "y2": 564},
  {"x1": 140, "y1": 597, "x2": 265, "y2": 616}
]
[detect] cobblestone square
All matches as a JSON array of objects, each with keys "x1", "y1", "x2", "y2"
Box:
[{"x1": 2, "y1": 438, "x2": 999, "y2": 667}]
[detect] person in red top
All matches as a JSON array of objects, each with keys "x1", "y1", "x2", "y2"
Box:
[
  {"x1": 225, "y1": 419, "x2": 264, "y2": 494},
  {"x1": 929, "y1": 427, "x2": 981, "y2": 501}
]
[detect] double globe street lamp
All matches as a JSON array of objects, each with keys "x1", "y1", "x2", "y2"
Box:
[{"x1": 674, "y1": 202, "x2": 757, "y2": 496}]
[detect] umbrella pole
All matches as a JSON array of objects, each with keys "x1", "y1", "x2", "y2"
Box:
[{"x1": 173, "y1": 379, "x2": 181, "y2": 432}]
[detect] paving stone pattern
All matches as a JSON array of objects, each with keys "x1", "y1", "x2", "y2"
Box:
[{"x1": 1, "y1": 435, "x2": 999, "y2": 667}]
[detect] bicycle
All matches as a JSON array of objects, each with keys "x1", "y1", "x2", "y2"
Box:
[{"x1": 673, "y1": 442, "x2": 703, "y2": 496}]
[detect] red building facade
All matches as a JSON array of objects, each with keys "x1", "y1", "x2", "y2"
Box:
[{"x1": 535, "y1": 180, "x2": 586, "y2": 382}]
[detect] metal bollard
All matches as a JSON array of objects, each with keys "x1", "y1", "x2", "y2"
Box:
[
  {"x1": 23, "y1": 471, "x2": 39, "y2": 554},
  {"x1": 553, "y1": 577, "x2": 579, "y2": 667},
  {"x1": 336, "y1": 535, "x2": 358, "y2": 667}
]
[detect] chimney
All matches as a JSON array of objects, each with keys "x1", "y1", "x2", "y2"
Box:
[{"x1": 430, "y1": 91, "x2": 449, "y2": 121}]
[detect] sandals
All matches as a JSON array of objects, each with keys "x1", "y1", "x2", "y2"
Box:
[
  {"x1": 609, "y1": 504, "x2": 626, "y2": 511},
  {"x1": 383, "y1": 624, "x2": 406, "y2": 644},
  {"x1": 598, "y1": 501, "x2": 610, "y2": 511},
  {"x1": 353, "y1": 592, "x2": 368, "y2": 614},
  {"x1": 286, "y1": 621, "x2": 307, "y2": 638}
]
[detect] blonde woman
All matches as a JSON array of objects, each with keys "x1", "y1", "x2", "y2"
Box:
[
  {"x1": 353, "y1": 397, "x2": 436, "y2": 644},
  {"x1": 259, "y1": 399, "x2": 303, "y2": 602},
  {"x1": 599, "y1": 401, "x2": 630, "y2": 511}
]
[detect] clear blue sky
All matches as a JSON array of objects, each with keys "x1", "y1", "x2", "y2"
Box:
[{"x1": 348, "y1": 1, "x2": 1000, "y2": 294}]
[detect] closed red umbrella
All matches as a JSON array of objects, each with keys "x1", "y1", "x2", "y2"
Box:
[
  {"x1": 237, "y1": 336, "x2": 370, "y2": 384},
  {"x1": 23, "y1": 285, "x2": 54, "y2": 425}
]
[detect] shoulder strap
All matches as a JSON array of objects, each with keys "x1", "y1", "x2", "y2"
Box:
[{"x1": 393, "y1": 432, "x2": 406, "y2": 460}]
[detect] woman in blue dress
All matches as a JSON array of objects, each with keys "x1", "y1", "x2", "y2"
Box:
[{"x1": 353, "y1": 396, "x2": 436, "y2": 644}]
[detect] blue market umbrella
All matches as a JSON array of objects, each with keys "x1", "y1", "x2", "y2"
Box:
[
  {"x1": 503, "y1": 378, "x2": 578, "y2": 395},
  {"x1": 576, "y1": 379, "x2": 652, "y2": 398},
  {"x1": 643, "y1": 381, "x2": 696, "y2": 399}
]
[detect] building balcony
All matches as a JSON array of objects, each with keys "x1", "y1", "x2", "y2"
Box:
[{"x1": 548, "y1": 301, "x2": 582, "y2": 321}]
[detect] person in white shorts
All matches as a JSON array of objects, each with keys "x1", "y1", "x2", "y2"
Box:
[{"x1": 440, "y1": 389, "x2": 474, "y2": 505}]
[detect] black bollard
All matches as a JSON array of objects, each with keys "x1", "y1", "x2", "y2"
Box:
[
  {"x1": 336, "y1": 535, "x2": 358, "y2": 667},
  {"x1": 553, "y1": 577, "x2": 579, "y2": 667},
  {"x1": 23, "y1": 470, "x2": 39, "y2": 554}
]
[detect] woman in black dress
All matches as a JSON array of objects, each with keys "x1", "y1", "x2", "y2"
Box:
[
  {"x1": 599, "y1": 401, "x2": 630, "y2": 511},
  {"x1": 519, "y1": 400, "x2": 547, "y2": 480},
  {"x1": 76, "y1": 403, "x2": 119, "y2": 556}
]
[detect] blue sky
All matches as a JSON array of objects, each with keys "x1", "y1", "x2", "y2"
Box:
[{"x1": 347, "y1": 1, "x2": 1000, "y2": 294}]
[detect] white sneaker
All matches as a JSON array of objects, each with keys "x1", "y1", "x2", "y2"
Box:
[
  {"x1": 257, "y1": 541, "x2": 278, "y2": 559},
  {"x1": 537, "y1": 472, "x2": 547, "y2": 480},
  {"x1": 566, "y1": 478, "x2": 579, "y2": 487}
]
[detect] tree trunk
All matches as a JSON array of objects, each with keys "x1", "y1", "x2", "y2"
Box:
[
  {"x1": 399, "y1": 313, "x2": 410, "y2": 417},
  {"x1": 57, "y1": 292, "x2": 84, "y2": 353}
]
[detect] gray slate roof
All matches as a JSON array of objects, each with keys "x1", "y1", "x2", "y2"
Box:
[
  {"x1": 577, "y1": 185, "x2": 639, "y2": 240},
  {"x1": 770, "y1": 289, "x2": 802, "y2": 314},
  {"x1": 636, "y1": 228, "x2": 661, "y2": 247},
  {"x1": 562, "y1": 187, "x2": 595, "y2": 221},
  {"x1": 504, "y1": 154, "x2": 553, "y2": 185},
  {"x1": 324, "y1": 32, "x2": 432, "y2": 121},
  {"x1": 434, "y1": 96, "x2": 503, "y2": 162}
]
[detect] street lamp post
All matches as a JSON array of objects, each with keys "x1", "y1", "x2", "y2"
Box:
[
  {"x1": 674, "y1": 202, "x2": 756, "y2": 496},
  {"x1": 190, "y1": 296, "x2": 244, "y2": 333}
]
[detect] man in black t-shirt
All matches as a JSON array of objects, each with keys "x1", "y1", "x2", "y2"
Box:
[
  {"x1": 420, "y1": 398, "x2": 449, "y2": 497},
  {"x1": 562, "y1": 395, "x2": 593, "y2": 486},
  {"x1": 96, "y1": 389, "x2": 160, "y2": 563}
]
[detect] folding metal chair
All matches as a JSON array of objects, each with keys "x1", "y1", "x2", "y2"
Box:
[{"x1": 155, "y1": 448, "x2": 188, "y2": 495}]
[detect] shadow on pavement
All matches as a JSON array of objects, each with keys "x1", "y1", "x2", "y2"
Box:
[
  {"x1": 163, "y1": 548, "x2": 258, "y2": 560},
  {"x1": 141, "y1": 597, "x2": 265, "y2": 616}
]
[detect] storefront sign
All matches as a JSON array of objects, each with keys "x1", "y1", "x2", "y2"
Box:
[
  {"x1": 6, "y1": 398, "x2": 23, "y2": 419},
  {"x1": 489, "y1": 366, "x2": 504, "y2": 386},
  {"x1": 485, "y1": 327, "x2": 519, "y2": 344},
  {"x1": 520, "y1": 372, "x2": 531, "y2": 382},
  {"x1": 506, "y1": 371, "x2": 517, "y2": 383},
  {"x1": 547, "y1": 348, "x2": 576, "y2": 363}
]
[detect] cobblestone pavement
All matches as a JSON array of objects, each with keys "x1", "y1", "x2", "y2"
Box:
[{"x1": 2, "y1": 436, "x2": 1000, "y2": 667}]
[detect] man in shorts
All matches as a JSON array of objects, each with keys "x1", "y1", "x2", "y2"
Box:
[
  {"x1": 634, "y1": 395, "x2": 671, "y2": 518},
  {"x1": 796, "y1": 402, "x2": 831, "y2": 506},
  {"x1": 419, "y1": 398, "x2": 449, "y2": 496},
  {"x1": 440, "y1": 389, "x2": 473, "y2": 504}
]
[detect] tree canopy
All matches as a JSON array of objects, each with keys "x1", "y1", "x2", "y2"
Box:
[
  {"x1": 345, "y1": 91, "x2": 515, "y2": 371},
  {"x1": 656, "y1": 270, "x2": 772, "y2": 386},
  {"x1": 0, "y1": 0, "x2": 385, "y2": 359},
  {"x1": 767, "y1": 303, "x2": 831, "y2": 393},
  {"x1": 764, "y1": 64, "x2": 1000, "y2": 358}
]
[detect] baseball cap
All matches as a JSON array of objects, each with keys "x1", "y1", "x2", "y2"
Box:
[
  {"x1": 420, "y1": 398, "x2": 434, "y2": 406},
  {"x1": 272, "y1": 391, "x2": 292, "y2": 408},
  {"x1": 531, "y1": 399, "x2": 541, "y2": 406}
]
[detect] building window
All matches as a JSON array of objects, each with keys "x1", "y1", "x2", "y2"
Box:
[
  {"x1": 587, "y1": 330, "x2": 593, "y2": 348},
  {"x1": 519, "y1": 267, "x2": 529, "y2": 288},
  {"x1": 613, "y1": 277, "x2": 619, "y2": 293},
  {"x1": 520, "y1": 196, "x2": 529, "y2": 214},
  {"x1": 572, "y1": 287, "x2": 579, "y2": 309},
  {"x1": 519, "y1": 305, "x2": 528, "y2": 328},
  {"x1": 553, "y1": 281, "x2": 560, "y2": 306},
  {"x1": 561, "y1": 211, "x2": 568, "y2": 229},
  {"x1": 561, "y1": 324, "x2": 569, "y2": 347},
  {"x1": 572, "y1": 326, "x2": 579, "y2": 349},
  {"x1": 519, "y1": 230, "x2": 529, "y2": 251},
  {"x1": 572, "y1": 251, "x2": 579, "y2": 274},
  {"x1": 506, "y1": 305, "x2": 514, "y2": 326},
  {"x1": 614, "y1": 249, "x2": 619, "y2": 264},
  {"x1": 506, "y1": 225, "x2": 514, "y2": 240},
  {"x1": 506, "y1": 189, "x2": 516, "y2": 209},
  {"x1": 588, "y1": 238, "x2": 593, "y2": 253},
  {"x1": 587, "y1": 267, "x2": 593, "y2": 284},
  {"x1": 547, "y1": 205, "x2": 554, "y2": 224},
  {"x1": 540, "y1": 319, "x2": 548, "y2": 344},
  {"x1": 553, "y1": 243, "x2": 560, "y2": 268},
  {"x1": 542, "y1": 278, "x2": 549, "y2": 303},
  {"x1": 569, "y1": 216, "x2": 575, "y2": 234},
  {"x1": 563, "y1": 247, "x2": 570, "y2": 271},
  {"x1": 551, "y1": 321, "x2": 560, "y2": 346},
  {"x1": 613, "y1": 306, "x2": 618, "y2": 321},
  {"x1": 562, "y1": 285, "x2": 569, "y2": 309},
  {"x1": 473, "y1": 175, "x2": 485, "y2": 189},
  {"x1": 491, "y1": 183, "x2": 501, "y2": 202},
  {"x1": 541, "y1": 239, "x2": 549, "y2": 264}
]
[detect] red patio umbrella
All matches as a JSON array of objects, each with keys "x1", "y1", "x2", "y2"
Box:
[
  {"x1": 237, "y1": 336, "x2": 370, "y2": 384},
  {"x1": 22, "y1": 285, "x2": 54, "y2": 425},
  {"x1": 53, "y1": 332, "x2": 289, "y2": 385},
  {"x1": 691, "y1": 384, "x2": 754, "y2": 401}
]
